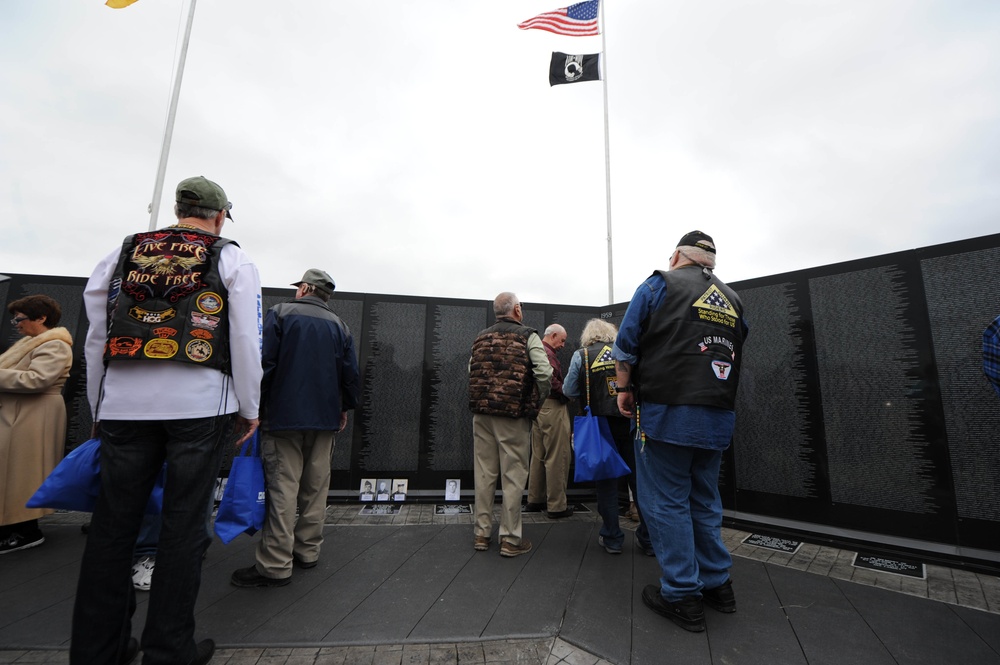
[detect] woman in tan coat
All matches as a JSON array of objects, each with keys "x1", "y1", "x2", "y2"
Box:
[{"x1": 0, "y1": 294, "x2": 73, "y2": 554}]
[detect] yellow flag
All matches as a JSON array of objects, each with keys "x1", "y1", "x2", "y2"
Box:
[{"x1": 106, "y1": 0, "x2": 140, "y2": 7}]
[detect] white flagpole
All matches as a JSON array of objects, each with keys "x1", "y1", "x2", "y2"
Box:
[
  {"x1": 599, "y1": 0, "x2": 614, "y2": 304},
  {"x1": 147, "y1": 0, "x2": 198, "y2": 231}
]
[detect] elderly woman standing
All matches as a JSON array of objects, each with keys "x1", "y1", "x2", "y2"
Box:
[
  {"x1": 563, "y1": 318, "x2": 652, "y2": 556},
  {"x1": 0, "y1": 294, "x2": 73, "y2": 554}
]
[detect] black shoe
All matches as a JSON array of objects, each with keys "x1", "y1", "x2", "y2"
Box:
[
  {"x1": 190, "y1": 638, "x2": 215, "y2": 665},
  {"x1": 702, "y1": 579, "x2": 736, "y2": 613},
  {"x1": 546, "y1": 507, "x2": 574, "y2": 519},
  {"x1": 638, "y1": 542, "x2": 656, "y2": 557},
  {"x1": 522, "y1": 502, "x2": 544, "y2": 513},
  {"x1": 0, "y1": 530, "x2": 44, "y2": 554},
  {"x1": 119, "y1": 637, "x2": 139, "y2": 665},
  {"x1": 230, "y1": 565, "x2": 290, "y2": 588},
  {"x1": 642, "y1": 585, "x2": 705, "y2": 632},
  {"x1": 292, "y1": 555, "x2": 318, "y2": 569}
]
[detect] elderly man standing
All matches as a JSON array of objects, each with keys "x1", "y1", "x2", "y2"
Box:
[
  {"x1": 73, "y1": 176, "x2": 262, "y2": 665},
  {"x1": 525, "y1": 323, "x2": 574, "y2": 518},
  {"x1": 232, "y1": 269, "x2": 360, "y2": 587},
  {"x1": 469, "y1": 292, "x2": 551, "y2": 557},
  {"x1": 613, "y1": 231, "x2": 748, "y2": 633}
]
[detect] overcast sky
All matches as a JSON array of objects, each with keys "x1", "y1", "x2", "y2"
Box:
[{"x1": 2, "y1": 0, "x2": 998, "y2": 306}]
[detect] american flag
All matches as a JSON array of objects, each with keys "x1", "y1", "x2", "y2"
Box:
[{"x1": 517, "y1": 1, "x2": 600, "y2": 37}]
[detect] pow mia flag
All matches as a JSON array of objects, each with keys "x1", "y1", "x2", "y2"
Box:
[{"x1": 549, "y1": 52, "x2": 601, "y2": 86}]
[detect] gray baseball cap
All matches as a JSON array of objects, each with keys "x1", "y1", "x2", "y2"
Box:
[{"x1": 292, "y1": 268, "x2": 335, "y2": 295}]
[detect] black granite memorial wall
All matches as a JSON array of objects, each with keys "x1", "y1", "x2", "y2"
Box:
[{"x1": 2, "y1": 230, "x2": 999, "y2": 563}]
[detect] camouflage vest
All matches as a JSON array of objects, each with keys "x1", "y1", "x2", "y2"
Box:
[{"x1": 468, "y1": 318, "x2": 540, "y2": 419}]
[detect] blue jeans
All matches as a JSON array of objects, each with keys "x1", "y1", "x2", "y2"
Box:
[
  {"x1": 635, "y1": 437, "x2": 731, "y2": 602},
  {"x1": 595, "y1": 416, "x2": 650, "y2": 550},
  {"x1": 71, "y1": 415, "x2": 234, "y2": 665},
  {"x1": 134, "y1": 513, "x2": 161, "y2": 562}
]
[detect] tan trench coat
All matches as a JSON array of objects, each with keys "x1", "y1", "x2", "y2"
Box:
[{"x1": 0, "y1": 326, "x2": 73, "y2": 526}]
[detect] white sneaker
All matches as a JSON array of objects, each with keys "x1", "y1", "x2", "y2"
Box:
[{"x1": 131, "y1": 555, "x2": 155, "y2": 591}]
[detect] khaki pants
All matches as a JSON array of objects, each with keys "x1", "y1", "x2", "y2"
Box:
[
  {"x1": 255, "y1": 429, "x2": 335, "y2": 578},
  {"x1": 528, "y1": 400, "x2": 571, "y2": 512},
  {"x1": 472, "y1": 413, "x2": 531, "y2": 546}
]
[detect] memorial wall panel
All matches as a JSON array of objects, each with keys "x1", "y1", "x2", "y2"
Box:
[
  {"x1": 355, "y1": 298, "x2": 426, "y2": 473},
  {"x1": 733, "y1": 279, "x2": 826, "y2": 501},
  {"x1": 920, "y1": 247, "x2": 1000, "y2": 526},
  {"x1": 807, "y1": 261, "x2": 951, "y2": 517},
  {"x1": 423, "y1": 301, "x2": 487, "y2": 472}
]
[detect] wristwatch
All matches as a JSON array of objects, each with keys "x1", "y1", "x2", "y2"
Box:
[{"x1": 617, "y1": 385, "x2": 633, "y2": 393}]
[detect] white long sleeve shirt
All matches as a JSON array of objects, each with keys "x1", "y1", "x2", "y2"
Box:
[{"x1": 84, "y1": 241, "x2": 263, "y2": 421}]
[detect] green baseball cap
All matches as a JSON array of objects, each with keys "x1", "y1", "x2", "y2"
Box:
[{"x1": 175, "y1": 176, "x2": 234, "y2": 220}]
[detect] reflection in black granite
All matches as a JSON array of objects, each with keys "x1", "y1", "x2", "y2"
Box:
[
  {"x1": 426, "y1": 304, "x2": 482, "y2": 470},
  {"x1": 357, "y1": 301, "x2": 425, "y2": 472},
  {"x1": 922, "y1": 248, "x2": 1000, "y2": 522},
  {"x1": 734, "y1": 281, "x2": 821, "y2": 498},
  {"x1": 810, "y1": 265, "x2": 938, "y2": 513}
]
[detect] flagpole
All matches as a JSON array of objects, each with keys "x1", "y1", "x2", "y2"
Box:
[
  {"x1": 147, "y1": 0, "x2": 198, "y2": 231},
  {"x1": 599, "y1": 0, "x2": 614, "y2": 304}
]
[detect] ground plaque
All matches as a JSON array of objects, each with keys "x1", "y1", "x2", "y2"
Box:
[
  {"x1": 742, "y1": 533, "x2": 801, "y2": 553},
  {"x1": 853, "y1": 552, "x2": 925, "y2": 578},
  {"x1": 435, "y1": 504, "x2": 472, "y2": 515},
  {"x1": 358, "y1": 504, "x2": 401, "y2": 516}
]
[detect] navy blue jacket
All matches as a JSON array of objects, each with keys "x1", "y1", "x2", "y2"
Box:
[{"x1": 261, "y1": 295, "x2": 360, "y2": 431}]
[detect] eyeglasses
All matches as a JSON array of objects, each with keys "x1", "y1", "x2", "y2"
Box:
[{"x1": 10, "y1": 316, "x2": 29, "y2": 325}]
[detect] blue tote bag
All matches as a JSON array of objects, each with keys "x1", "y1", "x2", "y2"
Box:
[
  {"x1": 27, "y1": 438, "x2": 166, "y2": 513},
  {"x1": 214, "y1": 431, "x2": 266, "y2": 544},
  {"x1": 571, "y1": 347, "x2": 630, "y2": 483},
  {"x1": 573, "y1": 406, "x2": 631, "y2": 482}
]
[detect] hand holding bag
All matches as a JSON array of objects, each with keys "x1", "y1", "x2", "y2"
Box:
[
  {"x1": 214, "y1": 431, "x2": 266, "y2": 544},
  {"x1": 572, "y1": 348, "x2": 631, "y2": 482}
]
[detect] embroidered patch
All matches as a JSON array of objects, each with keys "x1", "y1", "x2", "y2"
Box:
[
  {"x1": 589, "y1": 344, "x2": 615, "y2": 371},
  {"x1": 152, "y1": 327, "x2": 178, "y2": 338},
  {"x1": 698, "y1": 335, "x2": 736, "y2": 360},
  {"x1": 605, "y1": 375, "x2": 620, "y2": 396},
  {"x1": 692, "y1": 285, "x2": 738, "y2": 328},
  {"x1": 185, "y1": 339, "x2": 213, "y2": 362},
  {"x1": 190, "y1": 312, "x2": 220, "y2": 330},
  {"x1": 712, "y1": 360, "x2": 732, "y2": 380},
  {"x1": 143, "y1": 338, "x2": 178, "y2": 359},
  {"x1": 196, "y1": 292, "x2": 223, "y2": 315},
  {"x1": 107, "y1": 337, "x2": 142, "y2": 357},
  {"x1": 189, "y1": 329, "x2": 213, "y2": 340},
  {"x1": 128, "y1": 306, "x2": 177, "y2": 324}
]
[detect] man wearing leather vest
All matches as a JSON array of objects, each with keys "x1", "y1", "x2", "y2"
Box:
[
  {"x1": 73, "y1": 176, "x2": 262, "y2": 665},
  {"x1": 468, "y1": 292, "x2": 552, "y2": 557},
  {"x1": 612, "y1": 231, "x2": 748, "y2": 633}
]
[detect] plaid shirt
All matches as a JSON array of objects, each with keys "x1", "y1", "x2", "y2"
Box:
[{"x1": 983, "y1": 315, "x2": 1000, "y2": 398}]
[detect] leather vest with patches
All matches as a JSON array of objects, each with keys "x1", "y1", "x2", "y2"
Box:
[
  {"x1": 468, "y1": 318, "x2": 541, "y2": 419},
  {"x1": 578, "y1": 341, "x2": 621, "y2": 417},
  {"x1": 103, "y1": 227, "x2": 235, "y2": 373},
  {"x1": 636, "y1": 267, "x2": 745, "y2": 409}
]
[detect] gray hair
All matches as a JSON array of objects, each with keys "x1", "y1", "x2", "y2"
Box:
[
  {"x1": 174, "y1": 202, "x2": 221, "y2": 221},
  {"x1": 493, "y1": 292, "x2": 519, "y2": 317},
  {"x1": 677, "y1": 245, "x2": 717, "y2": 270},
  {"x1": 543, "y1": 323, "x2": 566, "y2": 337},
  {"x1": 580, "y1": 318, "x2": 617, "y2": 347},
  {"x1": 299, "y1": 283, "x2": 331, "y2": 302}
]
